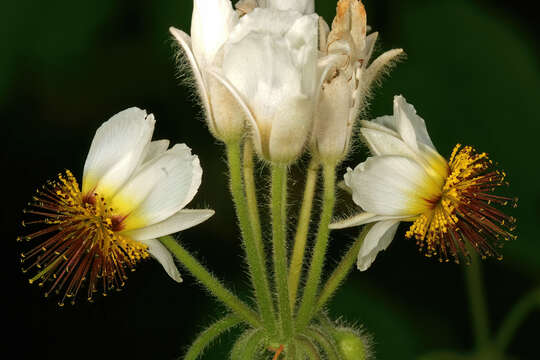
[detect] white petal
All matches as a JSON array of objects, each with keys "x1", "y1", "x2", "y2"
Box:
[
  {"x1": 360, "y1": 127, "x2": 416, "y2": 157},
  {"x1": 113, "y1": 144, "x2": 202, "y2": 230},
  {"x1": 330, "y1": 212, "x2": 407, "y2": 229},
  {"x1": 361, "y1": 118, "x2": 400, "y2": 137},
  {"x1": 394, "y1": 95, "x2": 436, "y2": 150},
  {"x1": 357, "y1": 220, "x2": 400, "y2": 271},
  {"x1": 347, "y1": 156, "x2": 441, "y2": 216},
  {"x1": 124, "y1": 209, "x2": 214, "y2": 241},
  {"x1": 140, "y1": 238, "x2": 182, "y2": 282},
  {"x1": 139, "y1": 140, "x2": 170, "y2": 165},
  {"x1": 82, "y1": 108, "x2": 155, "y2": 198}
]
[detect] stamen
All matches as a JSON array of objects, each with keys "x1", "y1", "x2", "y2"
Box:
[
  {"x1": 406, "y1": 145, "x2": 516, "y2": 263},
  {"x1": 19, "y1": 170, "x2": 150, "y2": 305}
]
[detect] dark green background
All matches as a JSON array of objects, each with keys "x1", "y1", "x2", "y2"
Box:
[{"x1": 4, "y1": 0, "x2": 539, "y2": 359}]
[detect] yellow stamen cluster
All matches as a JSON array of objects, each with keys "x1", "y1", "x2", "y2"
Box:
[
  {"x1": 405, "y1": 145, "x2": 517, "y2": 263},
  {"x1": 18, "y1": 170, "x2": 149, "y2": 306}
]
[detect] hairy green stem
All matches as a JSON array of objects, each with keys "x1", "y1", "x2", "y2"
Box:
[
  {"x1": 159, "y1": 236, "x2": 260, "y2": 327},
  {"x1": 296, "y1": 165, "x2": 336, "y2": 331},
  {"x1": 464, "y1": 251, "x2": 490, "y2": 350},
  {"x1": 243, "y1": 141, "x2": 264, "y2": 248},
  {"x1": 495, "y1": 287, "x2": 540, "y2": 352},
  {"x1": 288, "y1": 160, "x2": 319, "y2": 311},
  {"x1": 226, "y1": 141, "x2": 277, "y2": 335},
  {"x1": 271, "y1": 164, "x2": 294, "y2": 339},
  {"x1": 315, "y1": 225, "x2": 372, "y2": 312},
  {"x1": 184, "y1": 315, "x2": 242, "y2": 360}
]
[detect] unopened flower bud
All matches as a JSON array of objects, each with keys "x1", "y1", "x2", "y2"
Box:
[
  {"x1": 219, "y1": 8, "x2": 319, "y2": 163},
  {"x1": 334, "y1": 328, "x2": 372, "y2": 360},
  {"x1": 170, "y1": 0, "x2": 246, "y2": 143},
  {"x1": 312, "y1": 0, "x2": 403, "y2": 165}
]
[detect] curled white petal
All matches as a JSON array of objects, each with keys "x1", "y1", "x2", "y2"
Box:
[
  {"x1": 83, "y1": 107, "x2": 154, "y2": 198},
  {"x1": 357, "y1": 220, "x2": 400, "y2": 271},
  {"x1": 139, "y1": 140, "x2": 170, "y2": 165},
  {"x1": 360, "y1": 127, "x2": 416, "y2": 158},
  {"x1": 140, "y1": 239, "x2": 183, "y2": 282}
]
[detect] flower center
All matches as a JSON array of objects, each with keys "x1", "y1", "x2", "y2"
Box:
[
  {"x1": 18, "y1": 170, "x2": 150, "y2": 306},
  {"x1": 405, "y1": 144, "x2": 517, "y2": 263}
]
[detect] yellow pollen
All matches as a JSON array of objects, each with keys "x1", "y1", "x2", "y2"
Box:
[
  {"x1": 19, "y1": 170, "x2": 150, "y2": 305},
  {"x1": 405, "y1": 144, "x2": 517, "y2": 263}
]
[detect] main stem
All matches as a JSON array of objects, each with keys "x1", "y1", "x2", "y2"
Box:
[
  {"x1": 226, "y1": 141, "x2": 277, "y2": 336},
  {"x1": 271, "y1": 164, "x2": 294, "y2": 339},
  {"x1": 159, "y1": 236, "x2": 261, "y2": 328},
  {"x1": 464, "y1": 251, "x2": 490, "y2": 350},
  {"x1": 288, "y1": 160, "x2": 319, "y2": 310},
  {"x1": 315, "y1": 225, "x2": 372, "y2": 313},
  {"x1": 296, "y1": 164, "x2": 336, "y2": 331}
]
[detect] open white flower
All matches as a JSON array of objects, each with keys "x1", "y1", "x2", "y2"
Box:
[
  {"x1": 20, "y1": 108, "x2": 214, "y2": 305},
  {"x1": 311, "y1": 0, "x2": 403, "y2": 165},
  {"x1": 170, "y1": 0, "x2": 245, "y2": 142},
  {"x1": 331, "y1": 96, "x2": 516, "y2": 271},
  {"x1": 216, "y1": 8, "x2": 319, "y2": 163}
]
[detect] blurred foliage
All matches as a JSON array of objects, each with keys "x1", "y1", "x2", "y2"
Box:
[{"x1": 4, "y1": 0, "x2": 538, "y2": 359}]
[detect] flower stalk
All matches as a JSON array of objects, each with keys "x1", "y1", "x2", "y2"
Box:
[
  {"x1": 271, "y1": 163, "x2": 294, "y2": 339},
  {"x1": 316, "y1": 224, "x2": 373, "y2": 313},
  {"x1": 184, "y1": 315, "x2": 242, "y2": 360},
  {"x1": 495, "y1": 287, "x2": 540, "y2": 352},
  {"x1": 296, "y1": 164, "x2": 336, "y2": 331},
  {"x1": 243, "y1": 141, "x2": 264, "y2": 245},
  {"x1": 159, "y1": 235, "x2": 261, "y2": 327},
  {"x1": 288, "y1": 159, "x2": 320, "y2": 310},
  {"x1": 464, "y1": 250, "x2": 490, "y2": 350},
  {"x1": 226, "y1": 141, "x2": 278, "y2": 336}
]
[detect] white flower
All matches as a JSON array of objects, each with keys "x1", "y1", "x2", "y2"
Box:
[
  {"x1": 311, "y1": 0, "x2": 403, "y2": 165},
  {"x1": 215, "y1": 8, "x2": 319, "y2": 163},
  {"x1": 330, "y1": 96, "x2": 516, "y2": 270},
  {"x1": 20, "y1": 108, "x2": 214, "y2": 303},
  {"x1": 170, "y1": 0, "x2": 245, "y2": 142}
]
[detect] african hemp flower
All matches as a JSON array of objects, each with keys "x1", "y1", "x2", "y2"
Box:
[
  {"x1": 312, "y1": 0, "x2": 403, "y2": 165},
  {"x1": 19, "y1": 108, "x2": 214, "y2": 305},
  {"x1": 331, "y1": 96, "x2": 517, "y2": 271}
]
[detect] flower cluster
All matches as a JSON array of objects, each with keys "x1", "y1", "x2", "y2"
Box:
[
  {"x1": 171, "y1": 0, "x2": 401, "y2": 164},
  {"x1": 18, "y1": 0, "x2": 517, "y2": 359}
]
